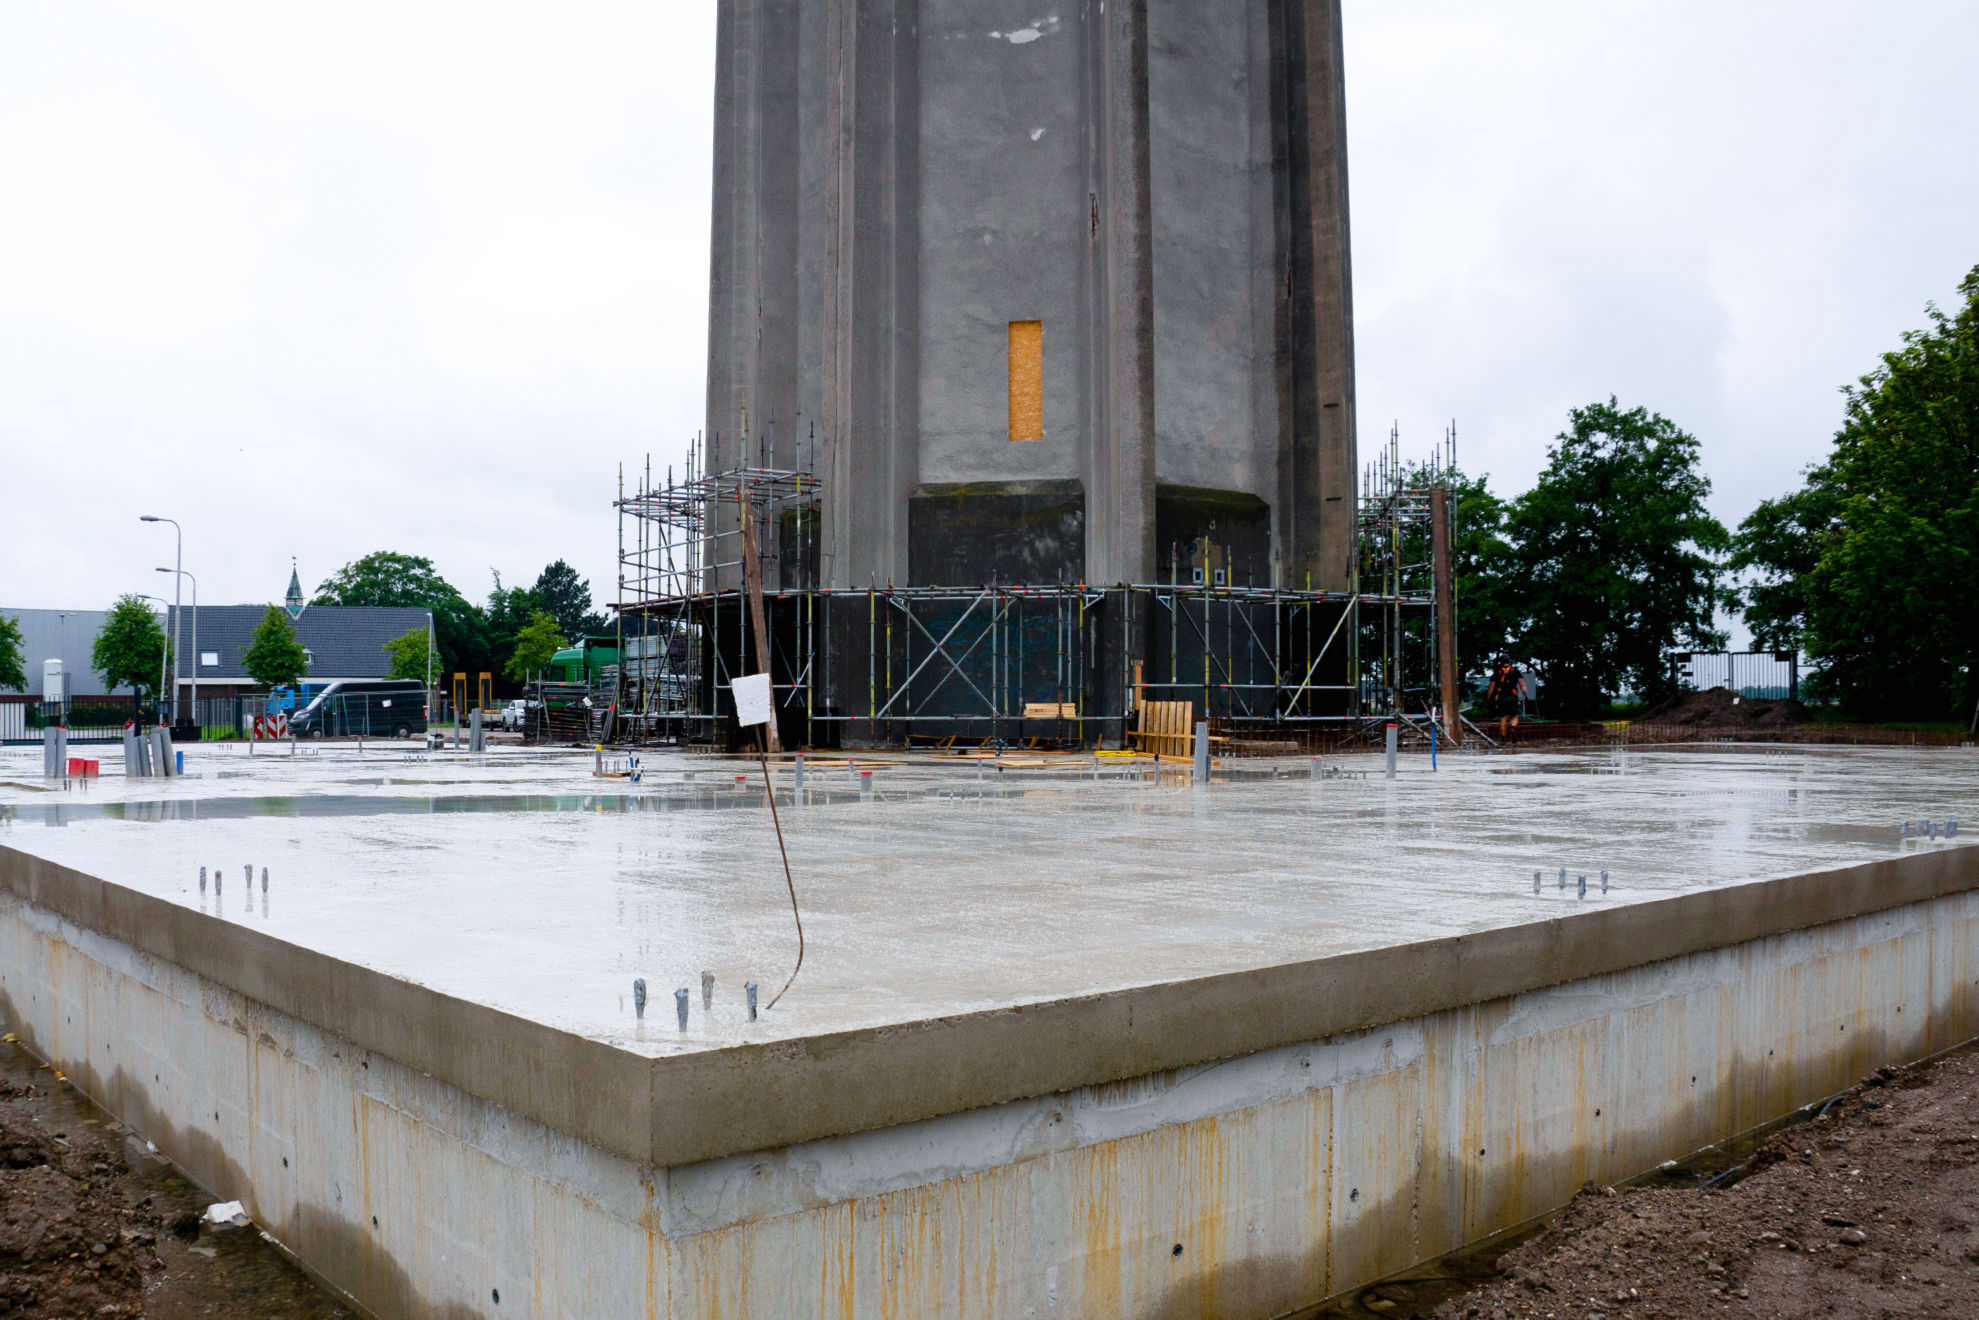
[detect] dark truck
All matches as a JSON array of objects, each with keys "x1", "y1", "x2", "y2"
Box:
[{"x1": 287, "y1": 679, "x2": 428, "y2": 739}]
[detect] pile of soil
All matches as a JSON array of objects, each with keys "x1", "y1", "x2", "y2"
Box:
[
  {"x1": 1431, "y1": 1051, "x2": 1979, "y2": 1319},
  {"x1": 0, "y1": 1070, "x2": 174, "y2": 1316},
  {"x1": 0, "y1": 1038, "x2": 349, "y2": 1318},
  {"x1": 1636, "y1": 685, "x2": 1809, "y2": 728}
]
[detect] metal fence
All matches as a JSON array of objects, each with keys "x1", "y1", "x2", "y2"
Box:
[
  {"x1": 189, "y1": 696, "x2": 254, "y2": 736},
  {"x1": 1669, "y1": 650, "x2": 1799, "y2": 700},
  {"x1": 1, "y1": 701, "x2": 132, "y2": 746}
]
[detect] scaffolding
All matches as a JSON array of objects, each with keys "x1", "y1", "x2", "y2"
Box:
[
  {"x1": 612, "y1": 426, "x2": 1465, "y2": 751},
  {"x1": 613, "y1": 437, "x2": 821, "y2": 743},
  {"x1": 1349, "y1": 422, "x2": 1452, "y2": 737}
]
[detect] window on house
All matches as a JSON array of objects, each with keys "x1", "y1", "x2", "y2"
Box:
[{"x1": 1008, "y1": 320, "x2": 1043, "y2": 441}]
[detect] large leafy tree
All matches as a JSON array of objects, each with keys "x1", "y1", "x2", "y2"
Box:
[
  {"x1": 1440, "y1": 469, "x2": 1517, "y2": 692},
  {"x1": 1732, "y1": 267, "x2": 1978, "y2": 720},
  {"x1": 1504, "y1": 400, "x2": 1729, "y2": 716},
  {"x1": 1728, "y1": 483, "x2": 1836, "y2": 652},
  {"x1": 383, "y1": 627, "x2": 434, "y2": 683},
  {"x1": 90, "y1": 595, "x2": 169, "y2": 701},
  {"x1": 485, "y1": 571, "x2": 543, "y2": 685},
  {"x1": 505, "y1": 612, "x2": 567, "y2": 682},
  {"x1": 0, "y1": 613, "x2": 25, "y2": 692},
  {"x1": 242, "y1": 606, "x2": 309, "y2": 690},
  {"x1": 532, "y1": 560, "x2": 608, "y2": 640},
  {"x1": 316, "y1": 552, "x2": 490, "y2": 678}
]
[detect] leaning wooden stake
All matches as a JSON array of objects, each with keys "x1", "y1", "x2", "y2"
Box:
[
  {"x1": 739, "y1": 487, "x2": 782, "y2": 753},
  {"x1": 1430, "y1": 485, "x2": 1461, "y2": 745}
]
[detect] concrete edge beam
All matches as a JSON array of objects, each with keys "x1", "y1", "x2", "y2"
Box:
[{"x1": 4, "y1": 842, "x2": 1974, "y2": 1168}]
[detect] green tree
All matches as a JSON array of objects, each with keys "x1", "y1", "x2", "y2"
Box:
[
  {"x1": 1504, "y1": 400, "x2": 1729, "y2": 716},
  {"x1": 1728, "y1": 483, "x2": 1837, "y2": 652},
  {"x1": 1436, "y1": 469, "x2": 1518, "y2": 693},
  {"x1": 316, "y1": 551, "x2": 490, "y2": 677},
  {"x1": 1366, "y1": 465, "x2": 1517, "y2": 699},
  {"x1": 532, "y1": 560, "x2": 607, "y2": 639},
  {"x1": 241, "y1": 606, "x2": 309, "y2": 690},
  {"x1": 505, "y1": 612, "x2": 567, "y2": 682},
  {"x1": 485, "y1": 571, "x2": 543, "y2": 687},
  {"x1": 90, "y1": 595, "x2": 169, "y2": 702},
  {"x1": 1732, "y1": 267, "x2": 1978, "y2": 720},
  {"x1": 383, "y1": 627, "x2": 433, "y2": 682},
  {"x1": 0, "y1": 613, "x2": 25, "y2": 693}
]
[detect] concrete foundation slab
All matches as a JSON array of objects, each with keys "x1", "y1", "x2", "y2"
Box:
[{"x1": 1, "y1": 743, "x2": 1975, "y2": 1316}]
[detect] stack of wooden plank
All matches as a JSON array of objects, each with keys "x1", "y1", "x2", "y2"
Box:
[{"x1": 1129, "y1": 700, "x2": 1194, "y2": 759}]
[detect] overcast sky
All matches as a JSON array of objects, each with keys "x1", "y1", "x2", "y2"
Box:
[{"x1": 3, "y1": 2, "x2": 1975, "y2": 619}]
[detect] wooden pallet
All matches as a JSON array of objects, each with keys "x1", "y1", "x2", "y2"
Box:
[{"x1": 1128, "y1": 700, "x2": 1194, "y2": 759}]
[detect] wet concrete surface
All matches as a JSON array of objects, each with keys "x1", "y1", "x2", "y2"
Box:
[{"x1": 1, "y1": 742, "x2": 1973, "y2": 1059}]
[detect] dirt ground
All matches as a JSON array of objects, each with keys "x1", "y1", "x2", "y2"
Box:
[
  {"x1": 1420, "y1": 1051, "x2": 1979, "y2": 1320},
  {"x1": 0, "y1": 1036, "x2": 346, "y2": 1319},
  {"x1": 1637, "y1": 685, "x2": 1809, "y2": 729}
]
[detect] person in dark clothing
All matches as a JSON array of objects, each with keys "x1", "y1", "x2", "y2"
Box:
[{"x1": 1485, "y1": 658, "x2": 1523, "y2": 740}]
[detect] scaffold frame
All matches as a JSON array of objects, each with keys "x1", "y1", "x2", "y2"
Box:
[{"x1": 612, "y1": 426, "x2": 1463, "y2": 751}]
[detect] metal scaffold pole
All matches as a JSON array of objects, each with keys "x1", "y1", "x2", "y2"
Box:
[{"x1": 607, "y1": 427, "x2": 1455, "y2": 755}]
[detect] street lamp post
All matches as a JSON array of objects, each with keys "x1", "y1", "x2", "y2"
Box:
[
  {"x1": 140, "y1": 516, "x2": 182, "y2": 723},
  {"x1": 156, "y1": 568, "x2": 197, "y2": 731},
  {"x1": 137, "y1": 594, "x2": 171, "y2": 724}
]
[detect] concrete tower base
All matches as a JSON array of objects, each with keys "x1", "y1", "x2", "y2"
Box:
[{"x1": 708, "y1": 1, "x2": 1360, "y2": 597}]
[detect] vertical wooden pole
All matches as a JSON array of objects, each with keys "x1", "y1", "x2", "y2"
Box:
[
  {"x1": 740, "y1": 489, "x2": 783, "y2": 752},
  {"x1": 1431, "y1": 485, "x2": 1460, "y2": 744}
]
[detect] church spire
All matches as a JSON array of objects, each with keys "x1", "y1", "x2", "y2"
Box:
[{"x1": 285, "y1": 559, "x2": 305, "y2": 620}]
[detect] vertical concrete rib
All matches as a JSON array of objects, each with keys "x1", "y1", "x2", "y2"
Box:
[
  {"x1": 708, "y1": 0, "x2": 800, "y2": 589},
  {"x1": 705, "y1": 0, "x2": 745, "y2": 479},
  {"x1": 843, "y1": 0, "x2": 917, "y2": 589},
  {"x1": 1086, "y1": 0, "x2": 1157, "y2": 586},
  {"x1": 816, "y1": 0, "x2": 853, "y2": 587},
  {"x1": 726, "y1": 0, "x2": 915, "y2": 592},
  {"x1": 1303, "y1": 0, "x2": 1357, "y2": 590},
  {"x1": 1271, "y1": 0, "x2": 1358, "y2": 591},
  {"x1": 753, "y1": 0, "x2": 801, "y2": 468}
]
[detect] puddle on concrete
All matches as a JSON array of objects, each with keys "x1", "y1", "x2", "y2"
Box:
[
  {"x1": 1800, "y1": 821, "x2": 1908, "y2": 848},
  {"x1": 3, "y1": 775, "x2": 1303, "y2": 826},
  {"x1": 5, "y1": 790, "x2": 832, "y2": 824}
]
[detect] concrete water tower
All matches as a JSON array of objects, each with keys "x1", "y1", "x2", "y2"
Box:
[{"x1": 706, "y1": 0, "x2": 1358, "y2": 593}]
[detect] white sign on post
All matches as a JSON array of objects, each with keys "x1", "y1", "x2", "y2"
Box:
[{"x1": 731, "y1": 673, "x2": 773, "y2": 728}]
